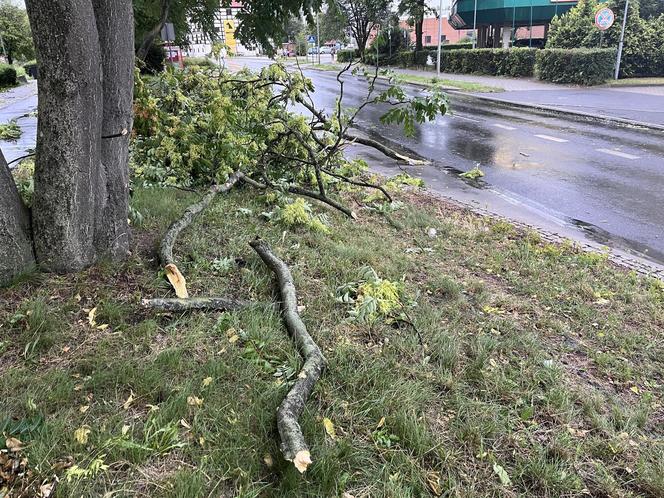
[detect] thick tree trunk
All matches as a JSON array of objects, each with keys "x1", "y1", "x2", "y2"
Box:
[
  {"x1": 92, "y1": 0, "x2": 134, "y2": 260},
  {"x1": 25, "y1": 0, "x2": 104, "y2": 272},
  {"x1": 415, "y1": 19, "x2": 423, "y2": 51},
  {"x1": 0, "y1": 152, "x2": 35, "y2": 285},
  {"x1": 136, "y1": 0, "x2": 170, "y2": 60}
]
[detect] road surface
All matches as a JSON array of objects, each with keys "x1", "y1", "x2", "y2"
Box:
[{"x1": 229, "y1": 57, "x2": 664, "y2": 266}]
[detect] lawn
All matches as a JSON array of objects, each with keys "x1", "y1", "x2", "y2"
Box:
[{"x1": 1, "y1": 183, "x2": 663, "y2": 497}]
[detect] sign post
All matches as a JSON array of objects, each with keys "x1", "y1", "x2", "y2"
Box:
[
  {"x1": 307, "y1": 35, "x2": 316, "y2": 63},
  {"x1": 614, "y1": 0, "x2": 629, "y2": 80}
]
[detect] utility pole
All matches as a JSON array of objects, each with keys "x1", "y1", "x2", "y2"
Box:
[
  {"x1": 615, "y1": 0, "x2": 629, "y2": 80},
  {"x1": 436, "y1": 0, "x2": 444, "y2": 75},
  {"x1": 316, "y1": 12, "x2": 321, "y2": 65},
  {"x1": 472, "y1": 0, "x2": 478, "y2": 49}
]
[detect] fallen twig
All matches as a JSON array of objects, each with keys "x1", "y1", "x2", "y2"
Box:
[
  {"x1": 249, "y1": 237, "x2": 326, "y2": 473},
  {"x1": 141, "y1": 297, "x2": 250, "y2": 312},
  {"x1": 159, "y1": 172, "x2": 241, "y2": 297}
]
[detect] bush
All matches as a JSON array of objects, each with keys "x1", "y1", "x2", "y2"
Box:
[
  {"x1": 337, "y1": 49, "x2": 358, "y2": 62},
  {"x1": 413, "y1": 50, "x2": 431, "y2": 67},
  {"x1": 0, "y1": 64, "x2": 18, "y2": 87},
  {"x1": 536, "y1": 48, "x2": 616, "y2": 85},
  {"x1": 141, "y1": 43, "x2": 166, "y2": 74},
  {"x1": 437, "y1": 48, "x2": 536, "y2": 77},
  {"x1": 183, "y1": 57, "x2": 215, "y2": 68},
  {"x1": 442, "y1": 43, "x2": 472, "y2": 51},
  {"x1": 395, "y1": 50, "x2": 414, "y2": 67}
]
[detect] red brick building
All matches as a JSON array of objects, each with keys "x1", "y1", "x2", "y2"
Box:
[{"x1": 399, "y1": 17, "x2": 474, "y2": 47}]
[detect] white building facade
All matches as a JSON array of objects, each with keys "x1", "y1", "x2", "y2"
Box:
[{"x1": 185, "y1": 1, "x2": 258, "y2": 57}]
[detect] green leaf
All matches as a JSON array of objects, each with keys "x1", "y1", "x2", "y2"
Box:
[{"x1": 493, "y1": 463, "x2": 512, "y2": 486}]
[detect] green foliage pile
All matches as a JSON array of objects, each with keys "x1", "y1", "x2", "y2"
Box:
[
  {"x1": 0, "y1": 120, "x2": 21, "y2": 139},
  {"x1": 547, "y1": 0, "x2": 664, "y2": 77},
  {"x1": 0, "y1": 63, "x2": 18, "y2": 87},
  {"x1": 536, "y1": 48, "x2": 617, "y2": 85}
]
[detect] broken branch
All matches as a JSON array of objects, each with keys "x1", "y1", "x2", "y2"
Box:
[
  {"x1": 141, "y1": 297, "x2": 250, "y2": 312},
  {"x1": 249, "y1": 237, "x2": 326, "y2": 473}
]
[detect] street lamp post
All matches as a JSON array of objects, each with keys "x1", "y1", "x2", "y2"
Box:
[
  {"x1": 472, "y1": 0, "x2": 478, "y2": 49},
  {"x1": 614, "y1": 0, "x2": 629, "y2": 80},
  {"x1": 436, "y1": 0, "x2": 444, "y2": 75},
  {"x1": 316, "y1": 12, "x2": 321, "y2": 65}
]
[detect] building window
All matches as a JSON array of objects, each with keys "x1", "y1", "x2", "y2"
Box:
[
  {"x1": 425, "y1": 35, "x2": 432, "y2": 44},
  {"x1": 441, "y1": 35, "x2": 447, "y2": 42},
  {"x1": 226, "y1": 8, "x2": 232, "y2": 16}
]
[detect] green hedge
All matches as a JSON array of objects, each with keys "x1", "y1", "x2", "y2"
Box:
[
  {"x1": 392, "y1": 50, "x2": 432, "y2": 67},
  {"x1": 442, "y1": 43, "x2": 472, "y2": 51},
  {"x1": 183, "y1": 56, "x2": 215, "y2": 67},
  {"x1": 439, "y1": 48, "x2": 536, "y2": 77},
  {"x1": 536, "y1": 48, "x2": 616, "y2": 85},
  {"x1": 337, "y1": 49, "x2": 358, "y2": 62},
  {"x1": 0, "y1": 64, "x2": 17, "y2": 87}
]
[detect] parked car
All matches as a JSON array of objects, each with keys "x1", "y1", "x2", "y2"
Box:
[
  {"x1": 307, "y1": 47, "x2": 318, "y2": 55},
  {"x1": 319, "y1": 46, "x2": 331, "y2": 54}
]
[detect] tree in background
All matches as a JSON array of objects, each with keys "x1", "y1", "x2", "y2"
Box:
[
  {"x1": 134, "y1": 0, "x2": 220, "y2": 59},
  {"x1": 307, "y1": 3, "x2": 348, "y2": 44},
  {"x1": 335, "y1": 0, "x2": 390, "y2": 59},
  {"x1": 0, "y1": 0, "x2": 34, "y2": 65},
  {"x1": 398, "y1": 0, "x2": 428, "y2": 51},
  {"x1": 547, "y1": 0, "x2": 663, "y2": 77}
]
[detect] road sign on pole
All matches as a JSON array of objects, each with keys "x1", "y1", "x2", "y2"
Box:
[
  {"x1": 595, "y1": 7, "x2": 615, "y2": 30},
  {"x1": 307, "y1": 35, "x2": 316, "y2": 44}
]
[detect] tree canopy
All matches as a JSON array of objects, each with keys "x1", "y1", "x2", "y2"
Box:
[{"x1": 0, "y1": 0, "x2": 34, "y2": 65}]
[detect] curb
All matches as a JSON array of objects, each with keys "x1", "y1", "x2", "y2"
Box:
[{"x1": 449, "y1": 91, "x2": 664, "y2": 133}]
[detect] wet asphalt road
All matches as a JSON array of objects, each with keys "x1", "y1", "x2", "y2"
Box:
[{"x1": 231, "y1": 58, "x2": 664, "y2": 264}]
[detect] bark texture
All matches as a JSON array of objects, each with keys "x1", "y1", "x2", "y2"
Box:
[
  {"x1": 160, "y1": 173, "x2": 241, "y2": 267},
  {"x1": 92, "y1": 0, "x2": 134, "y2": 260},
  {"x1": 141, "y1": 297, "x2": 250, "y2": 312},
  {"x1": 249, "y1": 238, "x2": 326, "y2": 473},
  {"x1": 25, "y1": 0, "x2": 104, "y2": 272},
  {"x1": 0, "y1": 152, "x2": 35, "y2": 285}
]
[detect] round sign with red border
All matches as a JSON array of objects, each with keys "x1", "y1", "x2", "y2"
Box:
[{"x1": 595, "y1": 7, "x2": 615, "y2": 31}]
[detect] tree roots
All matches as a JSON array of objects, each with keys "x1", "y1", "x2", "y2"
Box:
[{"x1": 249, "y1": 237, "x2": 326, "y2": 473}]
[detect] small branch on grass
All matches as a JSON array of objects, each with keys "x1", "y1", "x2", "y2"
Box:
[
  {"x1": 141, "y1": 297, "x2": 250, "y2": 312},
  {"x1": 239, "y1": 173, "x2": 357, "y2": 219},
  {"x1": 159, "y1": 172, "x2": 241, "y2": 297},
  {"x1": 249, "y1": 237, "x2": 326, "y2": 473}
]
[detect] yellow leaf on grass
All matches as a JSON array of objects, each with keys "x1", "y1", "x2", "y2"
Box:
[
  {"x1": 5, "y1": 437, "x2": 23, "y2": 451},
  {"x1": 74, "y1": 427, "x2": 91, "y2": 445},
  {"x1": 426, "y1": 471, "x2": 443, "y2": 496},
  {"x1": 79, "y1": 405, "x2": 90, "y2": 414},
  {"x1": 123, "y1": 391, "x2": 134, "y2": 410},
  {"x1": 121, "y1": 425, "x2": 131, "y2": 436},
  {"x1": 164, "y1": 264, "x2": 189, "y2": 299},
  {"x1": 263, "y1": 454, "x2": 274, "y2": 467},
  {"x1": 630, "y1": 386, "x2": 640, "y2": 394},
  {"x1": 87, "y1": 307, "x2": 97, "y2": 327},
  {"x1": 323, "y1": 418, "x2": 336, "y2": 439},
  {"x1": 202, "y1": 377, "x2": 213, "y2": 388},
  {"x1": 377, "y1": 417, "x2": 386, "y2": 429},
  {"x1": 187, "y1": 396, "x2": 204, "y2": 407}
]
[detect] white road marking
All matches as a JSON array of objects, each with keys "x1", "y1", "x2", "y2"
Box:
[
  {"x1": 453, "y1": 114, "x2": 481, "y2": 123},
  {"x1": 535, "y1": 134, "x2": 568, "y2": 143},
  {"x1": 596, "y1": 148, "x2": 640, "y2": 160},
  {"x1": 493, "y1": 123, "x2": 516, "y2": 130}
]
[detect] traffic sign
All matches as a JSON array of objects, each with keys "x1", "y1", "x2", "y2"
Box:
[
  {"x1": 595, "y1": 7, "x2": 615, "y2": 31},
  {"x1": 307, "y1": 35, "x2": 316, "y2": 44}
]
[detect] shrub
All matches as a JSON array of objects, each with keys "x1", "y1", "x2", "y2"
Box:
[
  {"x1": 142, "y1": 43, "x2": 166, "y2": 74},
  {"x1": 437, "y1": 48, "x2": 536, "y2": 77},
  {"x1": 183, "y1": 57, "x2": 215, "y2": 68},
  {"x1": 23, "y1": 60, "x2": 38, "y2": 79},
  {"x1": 413, "y1": 50, "x2": 431, "y2": 67},
  {"x1": 0, "y1": 64, "x2": 18, "y2": 87},
  {"x1": 442, "y1": 43, "x2": 472, "y2": 51},
  {"x1": 536, "y1": 48, "x2": 616, "y2": 85},
  {"x1": 337, "y1": 49, "x2": 358, "y2": 62}
]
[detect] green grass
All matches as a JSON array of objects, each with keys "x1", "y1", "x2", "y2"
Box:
[
  {"x1": 605, "y1": 77, "x2": 664, "y2": 87},
  {"x1": 392, "y1": 73, "x2": 504, "y2": 93},
  {"x1": 0, "y1": 185, "x2": 662, "y2": 497}
]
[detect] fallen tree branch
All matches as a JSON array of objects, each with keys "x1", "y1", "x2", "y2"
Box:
[
  {"x1": 249, "y1": 237, "x2": 326, "y2": 473},
  {"x1": 141, "y1": 297, "x2": 250, "y2": 312},
  {"x1": 159, "y1": 172, "x2": 241, "y2": 297},
  {"x1": 343, "y1": 132, "x2": 428, "y2": 166},
  {"x1": 239, "y1": 173, "x2": 356, "y2": 219},
  {"x1": 320, "y1": 167, "x2": 392, "y2": 202}
]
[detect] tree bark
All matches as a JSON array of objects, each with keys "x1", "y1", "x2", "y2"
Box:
[
  {"x1": 25, "y1": 0, "x2": 104, "y2": 272},
  {"x1": 141, "y1": 297, "x2": 250, "y2": 312},
  {"x1": 136, "y1": 0, "x2": 170, "y2": 61},
  {"x1": 92, "y1": 0, "x2": 134, "y2": 261},
  {"x1": 249, "y1": 238, "x2": 326, "y2": 473},
  {"x1": 0, "y1": 152, "x2": 35, "y2": 286}
]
